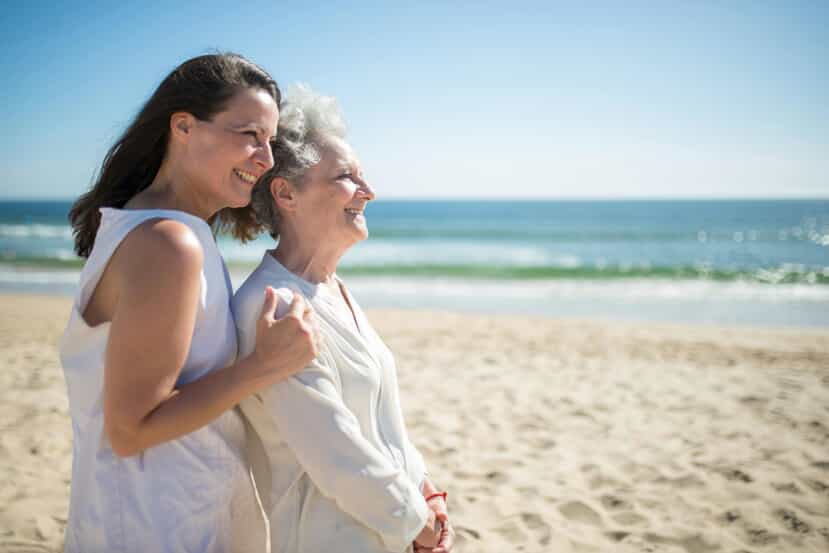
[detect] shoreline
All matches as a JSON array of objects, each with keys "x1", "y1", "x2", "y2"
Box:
[
  {"x1": 3, "y1": 268, "x2": 829, "y2": 329},
  {"x1": 2, "y1": 294, "x2": 828, "y2": 552}
]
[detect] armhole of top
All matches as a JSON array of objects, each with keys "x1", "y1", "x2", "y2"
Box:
[{"x1": 75, "y1": 215, "x2": 201, "y2": 319}]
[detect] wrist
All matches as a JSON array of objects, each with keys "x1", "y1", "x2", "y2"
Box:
[
  {"x1": 247, "y1": 344, "x2": 271, "y2": 372},
  {"x1": 237, "y1": 351, "x2": 277, "y2": 393},
  {"x1": 424, "y1": 491, "x2": 447, "y2": 504}
]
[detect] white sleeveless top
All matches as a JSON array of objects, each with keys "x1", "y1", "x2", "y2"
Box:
[{"x1": 59, "y1": 208, "x2": 267, "y2": 553}]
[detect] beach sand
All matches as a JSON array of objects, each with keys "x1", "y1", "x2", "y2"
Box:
[{"x1": 1, "y1": 293, "x2": 828, "y2": 552}]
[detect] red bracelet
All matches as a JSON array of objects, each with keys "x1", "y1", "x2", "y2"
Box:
[{"x1": 425, "y1": 491, "x2": 447, "y2": 504}]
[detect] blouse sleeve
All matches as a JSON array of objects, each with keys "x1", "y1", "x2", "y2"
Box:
[
  {"x1": 260, "y1": 355, "x2": 429, "y2": 552},
  {"x1": 404, "y1": 438, "x2": 428, "y2": 490}
]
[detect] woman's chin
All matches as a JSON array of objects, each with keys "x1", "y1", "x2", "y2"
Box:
[
  {"x1": 342, "y1": 228, "x2": 368, "y2": 249},
  {"x1": 344, "y1": 218, "x2": 369, "y2": 240},
  {"x1": 226, "y1": 190, "x2": 254, "y2": 209}
]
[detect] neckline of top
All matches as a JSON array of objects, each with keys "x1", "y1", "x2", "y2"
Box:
[
  {"x1": 262, "y1": 251, "x2": 367, "y2": 337},
  {"x1": 261, "y1": 251, "x2": 343, "y2": 298}
]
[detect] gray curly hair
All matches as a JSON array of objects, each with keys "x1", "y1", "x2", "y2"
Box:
[{"x1": 250, "y1": 84, "x2": 348, "y2": 239}]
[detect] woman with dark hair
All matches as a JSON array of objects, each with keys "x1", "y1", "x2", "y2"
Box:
[{"x1": 60, "y1": 53, "x2": 317, "y2": 552}]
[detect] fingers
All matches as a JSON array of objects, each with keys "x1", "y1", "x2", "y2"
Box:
[
  {"x1": 283, "y1": 293, "x2": 319, "y2": 360},
  {"x1": 260, "y1": 286, "x2": 279, "y2": 322},
  {"x1": 286, "y1": 292, "x2": 305, "y2": 320},
  {"x1": 288, "y1": 294, "x2": 319, "y2": 349},
  {"x1": 432, "y1": 523, "x2": 454, "y2": 553}
]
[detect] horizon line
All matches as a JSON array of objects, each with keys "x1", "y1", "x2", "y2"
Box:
[{"x1": 2, "y1": 195, "x2": 828, "y2": 203}]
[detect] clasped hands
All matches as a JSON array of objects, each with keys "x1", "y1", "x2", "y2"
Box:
[{"x1": 413, "y1": 493, "x2": 454, "y2": 553}]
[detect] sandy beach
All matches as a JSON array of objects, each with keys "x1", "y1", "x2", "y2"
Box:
[{"x1": 1, "y1": 293, "x2": 828, "y2": 553}]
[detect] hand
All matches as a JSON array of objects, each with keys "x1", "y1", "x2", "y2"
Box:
[
  {"x1": 414, "y1": 508, "x2": 440, "y2": 549},
  {"x1": 433, "y1": 518, "x2": 455, "y2": 553},
  {"x1": 413, "y1": 521, "x2": 453, "y2": 552},
  {"x1": 252, "y1": 287, "x2": 318, "y2": 382},
  {"x1": 415, "y1": 496, "x2": 454, "y2": 553}
]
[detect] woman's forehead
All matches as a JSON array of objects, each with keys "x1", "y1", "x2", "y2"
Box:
[
  {"x1": 320, "y1": 137, "x2": 357, "y2": 165},
  {"x1": 219, "y1": 88, "x2": 278, "y2": 127}
]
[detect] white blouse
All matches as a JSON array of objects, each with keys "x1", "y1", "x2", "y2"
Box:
[{"x1": 233, "y1": 253, "x2": 429, "y2": 553}]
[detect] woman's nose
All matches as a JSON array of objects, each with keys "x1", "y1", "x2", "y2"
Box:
[
  {"x1": 253, "y1": 142, "x2": 275, "y2": 170},
  {"x1": 359, "y1": 179, "x2": 376, "y2": 201}
]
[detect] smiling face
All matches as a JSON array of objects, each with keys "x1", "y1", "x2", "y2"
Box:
[
  {"x1": 291, "y1": 137, "x2": 375, "y2": 251},
  {"x1": 182, "y1": 87, "x2": 279, "y2": 211}
]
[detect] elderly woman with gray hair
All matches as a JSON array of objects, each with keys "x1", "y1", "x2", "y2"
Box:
[{"x1": 229, "y1": 85, "x2": 454, "y2": 553}]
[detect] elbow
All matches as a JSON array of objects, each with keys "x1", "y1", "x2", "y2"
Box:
[
  {"x1": 104, "y1": 420, "x2": 144, "y2": 458},
  {"x1": 110, "y1": 442, "x2": 141, "y2": 459}
]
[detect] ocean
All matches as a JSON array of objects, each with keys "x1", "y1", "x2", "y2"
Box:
[{"x1": 2, "y1": 199, "x2": 828, "y2": 328}]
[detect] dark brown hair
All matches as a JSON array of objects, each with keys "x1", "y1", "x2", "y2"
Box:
[{"x1": 69, "y1": 53, "x2": 280, "y2": 257}]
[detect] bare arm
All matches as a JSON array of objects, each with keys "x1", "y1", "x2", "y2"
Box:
[{"x1": 101, "y1": 220, "x2": 316, "y2": 457}]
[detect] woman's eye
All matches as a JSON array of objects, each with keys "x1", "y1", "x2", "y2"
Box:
[{"x1": 243, "y1": 131, "x2": 258, "y2": 138}]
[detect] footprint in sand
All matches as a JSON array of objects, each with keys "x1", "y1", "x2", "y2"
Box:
[
  {"x1": 558, "y1": 500, "x2": 602, "y2": 526},
  {"x1": 599, "y1": 494, "x2": 630, "y2": 510},
  {"x1": 519, "y1": 512, "x2": 545, "y2": 530},
  {"x1": 453, "y1": 524, "x2": 482, "y2": 550},
  {"x1": 520, "y1": 512, "x2": 553, "y2": 546},
  {"x1": 516, "y1": 486, "x2": 539, "y2": 500},
  {"x1": 616, "y1": 534, "x2": 682, "y2": 553},
  {"x1": 746, "y1": 527, "x2": 779, "y2": 546},
  {"x1": 771, "y1": 481, "x2": 802, "y2": 494},
  {"x1": 491, "y1": 518, "x2": 528, "y2": 543},
  {"x1": 611, "y1": 511, "x2": 649, "y2": 526},
  {"x1": 653, "y1": 473, "x2": 706, "y2": 489},
  {"x1": 811, "y1": 460, "x2": 829, "y2": 471},
  {"x1": 775, "y1": 508, "x2": 811, "y2": 533},
  {"x1": 718, "y1": 509, "x2": 741, "y2": 525},
  {"x1": 718, "y1": 468, "x2": 754, "y2": 483},
  {"x1": 532, "y1": 437, "x2": 557, "y2": 450},
  {"x1": 635, "y1": 532, "x2": 721, "y2": 553},
  {"x1": 484, "y1": 470, "x2": 509, "y2": 485},
  {"x1": 605, "y1": 530, "x2": 631, "y2": 543},
  {"x1": 802, "y1": 479, "x2": 827, "y2": 493}
]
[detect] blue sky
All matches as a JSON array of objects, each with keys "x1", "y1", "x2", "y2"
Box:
[{"x1": 1, "y1": 1, "x2": 827, "y2": 199}]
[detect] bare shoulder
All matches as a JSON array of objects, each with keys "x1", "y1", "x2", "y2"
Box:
[
  {"x1": 122, "y1": 218, "x2": 203, "y2": 268},
  {"x1": 126, "y1": 218, "x2": 202, "y2": 261},
  {"x1": 111, "y1": 218, "x2": 205, "y2": 291},
  {"x1": 85, "y1": 217, "x2": 206, "y2": 325}
]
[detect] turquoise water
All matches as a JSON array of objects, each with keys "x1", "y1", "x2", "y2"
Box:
[{"x1": 2, "y1": 199, "x2": 828, "y2": 327}]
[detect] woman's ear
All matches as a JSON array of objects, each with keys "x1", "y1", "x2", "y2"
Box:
[
  {"x1": 271, "y1": 177, "x2": 297, "y2": 212},
  {"x1": 170, "y1": 112, "x2": 196, "y2": 143}
]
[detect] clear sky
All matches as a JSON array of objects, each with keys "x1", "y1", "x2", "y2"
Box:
[{"x1": 1, "y1": 1, "x2": 827, "y2": 199}]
